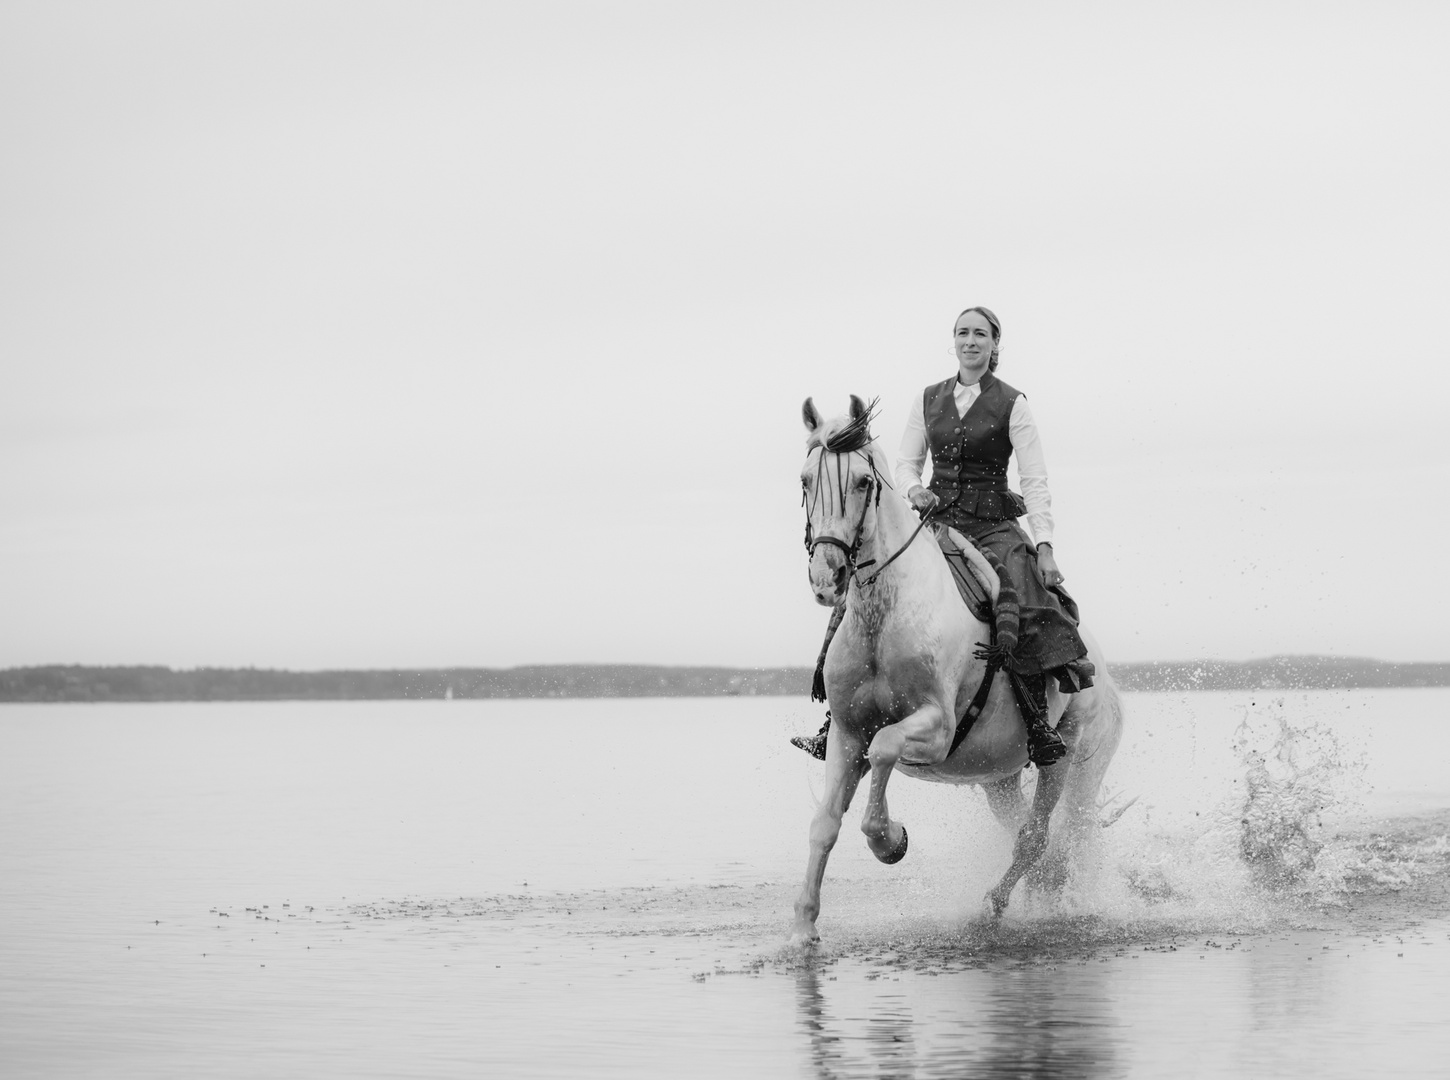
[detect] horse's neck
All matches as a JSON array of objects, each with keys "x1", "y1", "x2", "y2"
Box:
[{"x1": 846, "y1": 490, "x2": 951, "y2": 620}]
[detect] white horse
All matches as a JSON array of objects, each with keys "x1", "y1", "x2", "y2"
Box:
[{"x1": 792, "y1": 396, "x2": 1124, "y2": 944}]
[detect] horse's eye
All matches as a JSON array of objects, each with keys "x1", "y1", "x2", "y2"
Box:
[{"x1": 856, "y1": 476, "x2": 872, "y2": 489}]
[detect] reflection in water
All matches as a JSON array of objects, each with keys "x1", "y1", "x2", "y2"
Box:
[
  {"x1": 796, "y1": 968, "x2": 848, "y2": 1078},
  {"x1": 977, "y1": 965, "x2": 1120, "y2": 1079},
  {"x1": 795, "y1": 955, "x2": 1121, "y2": 1079},
  {"x1": 864, "y1": 1002, "x2": 916, "y2": 1080}
]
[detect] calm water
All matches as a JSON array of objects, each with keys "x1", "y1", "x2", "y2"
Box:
[{"x1": 2, "y1": 690, "x2": 1448, "y2": 1078}]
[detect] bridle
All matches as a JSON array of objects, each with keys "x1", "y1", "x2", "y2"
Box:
[
  {"x1": 802, "y1": 447, "x2": 935, "y2": 590},
  {"x1": 803, "y1": 460, "x2": 879, "y2": 571}
]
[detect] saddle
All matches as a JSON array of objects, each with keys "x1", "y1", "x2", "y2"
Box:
[
  {"x1": 933, "y1": 526, "x2": 1073, "y2": 764},
  {"x1": 931, "y1": 524, "x2": 994, "y2": 624}
]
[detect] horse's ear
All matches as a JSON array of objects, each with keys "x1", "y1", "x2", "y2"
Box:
[
  {"x1": 802, "y1": 397, "x2": 822, "y2": 433},
  {"x1": 849, "y1": 394, "x2": 868, "y2": 421}
]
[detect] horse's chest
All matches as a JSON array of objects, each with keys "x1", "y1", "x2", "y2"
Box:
[
  {"x1": 829, "y1": 647, "x2": 938, "y2": 726},
  {"x1": 828, "y1": 598, "x2": 970, "y2": 726}
]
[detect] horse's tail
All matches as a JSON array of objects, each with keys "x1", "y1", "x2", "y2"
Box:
[
  {"x1": 1072, "y1": 673, "x2": 1129, "y2": 821},
  {"x1": 1094, "y1": 679, "x2": 1136, "y2": 827}
]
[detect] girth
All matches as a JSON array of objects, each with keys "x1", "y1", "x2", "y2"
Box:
[{"x1": 946, "y1": 648, "x2": 1003, "y2": 757}]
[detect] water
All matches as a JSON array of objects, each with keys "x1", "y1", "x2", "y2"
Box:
[{"x1": 1, "y1": 690, "x2": 1448, "y2": 1077}]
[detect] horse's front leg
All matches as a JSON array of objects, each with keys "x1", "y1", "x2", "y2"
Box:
[
  {"x1": 791, "y1": 729, "x2": 868, "y2": 945},
  {"x1": 986, "y1": 759, "x2": 1069, "y2": 916},
  {"x1": 860, "y1": 703, "x2": 947, "y2": 864}
]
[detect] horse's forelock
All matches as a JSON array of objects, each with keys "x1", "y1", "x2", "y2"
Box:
[
  {"x1": 805, "y1": 414, "x2": 849, "y2": 451},
  {"x1": 804, "y1": 418, "x2": 891, "y2": 499}
]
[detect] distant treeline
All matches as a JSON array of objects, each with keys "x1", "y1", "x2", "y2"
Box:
[
  {"x1": 1, "y1": 656, "x2": 1448, "y2": 703},
  {"x1": 0, "y1": 665, "x2": 806, "y2": 703}
]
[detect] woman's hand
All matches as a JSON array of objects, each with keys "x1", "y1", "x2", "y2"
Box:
[
  {"x1": 907, "y1": 485, "x2": 939, "y2": 515},
  {"x1": 1037, "y1": 543, "x2": 1065, "y2": 588}
]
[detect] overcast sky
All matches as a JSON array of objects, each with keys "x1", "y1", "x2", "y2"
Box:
[{"x1": 3, "y1": 2, "x2": 1448, "y2": 670}]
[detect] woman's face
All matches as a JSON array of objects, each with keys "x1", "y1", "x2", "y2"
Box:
[{"x1": 954, "y1": 311, "x2": 997, "y2": 382}]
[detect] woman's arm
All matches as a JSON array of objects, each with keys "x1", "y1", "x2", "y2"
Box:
[
  {"x1": 1009, "y1": 396, "x2": 1065, "y2": 585},
  {"x1": 894, "y1": 392, "x2": 928, "y2": 492},
  {"x1": 1009, "y1": 395, "x2": 1054, "y2": 546},
  {"x1": 894, "y1": 393, "x2": 938, "y2": 511}
]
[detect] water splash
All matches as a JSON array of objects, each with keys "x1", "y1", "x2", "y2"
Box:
[
  {"x1": 1231, "y1": 701, "x2": 1366, "y2": 899},
  {"x1": 1018, "y1": 698, "x2": 1383, "y2": 937},
  {"x1": 1079, "y1": 696, "x2": 1450, "y2": 941}
]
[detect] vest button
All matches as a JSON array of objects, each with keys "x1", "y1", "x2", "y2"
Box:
[{"x1": 953, "y1": 427, "x2": 961, "y2": 434}]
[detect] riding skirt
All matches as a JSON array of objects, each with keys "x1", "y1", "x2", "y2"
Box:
[{"x1": 940, "y1": 511, "x2": 1095, "y2": 693}]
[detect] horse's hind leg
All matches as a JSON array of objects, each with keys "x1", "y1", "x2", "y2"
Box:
[
  {"x1": 983, "y1": 774, "x2": 1029, "y2": 832},
  {"x1": 985, "y1": 760, "x2": 1068, "y2": 916}
]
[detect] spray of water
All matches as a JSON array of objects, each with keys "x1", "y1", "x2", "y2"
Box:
[
  {"x1": 1231, "y1": 703, "x2": 1366, "y2": 899},
  {"x1": 1041, "y1": 697, "x2": 1448, "y2": 949}
]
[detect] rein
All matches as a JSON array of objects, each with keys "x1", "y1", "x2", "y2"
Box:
[{"x1": 857, "y1": 506, "x2": 935, "y2": 588}]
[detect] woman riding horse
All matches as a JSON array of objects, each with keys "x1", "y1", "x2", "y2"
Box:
[{"x1": 794, "y1": 306, "x2": 1094, "y2": 767}]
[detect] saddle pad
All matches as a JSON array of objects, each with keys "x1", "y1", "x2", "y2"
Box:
[{"x1": 934, "y1": 528, "x2": 993, "y2": 624}]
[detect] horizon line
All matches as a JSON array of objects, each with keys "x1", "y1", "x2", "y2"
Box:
[{"x1": 4, "y1": 654, "x2": 1448, "y2": 674}]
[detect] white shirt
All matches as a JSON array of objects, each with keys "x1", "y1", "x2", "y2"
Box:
[{"x1": 894, "y1": 378, "x2": 1055, "y2": 546}]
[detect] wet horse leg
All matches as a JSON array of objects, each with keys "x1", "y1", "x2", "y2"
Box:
[
  {"x1": 860, "y1": 704, "x2": 946, "y2": 863},
  {"x1": 1033, "y1": 681, "x2": 1127, "y2": 893},
  {"x1": 983, "y1": 774, "x2": 1028, "y2": 832},
  {"x1": 985, "y1": 759, "x2": 1069, "y2": 916},
  {"x1": 791, "y1": 730, "x2": 868, "y2": 945}
]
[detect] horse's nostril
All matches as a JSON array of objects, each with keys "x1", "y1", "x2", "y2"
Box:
[{"x1": 833, "y1": 564, "x2": 847, "y2": 588}]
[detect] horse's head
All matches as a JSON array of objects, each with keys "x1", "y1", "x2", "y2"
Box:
[{"x1": 800, "y1": 394, "x2": 884, "y2": 606}]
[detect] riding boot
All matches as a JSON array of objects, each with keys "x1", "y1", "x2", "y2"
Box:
[
  {"x1": 1012, "y1": 671, "x2": 1067, "y2": 767},
  {"x1": 791, "y1": 712, "x2": 831, "y2": 760}
]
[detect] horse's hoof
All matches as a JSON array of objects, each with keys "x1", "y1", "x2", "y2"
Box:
[
  {"x1": 877, "y1": 825, "x2": 909, "y2": 865},
  {"x1": 789, "y1": 926, "x2": 821, "y2": 947},
  {"x1": 983, "y1": 889, "x2": 1009, "y2": 918}
]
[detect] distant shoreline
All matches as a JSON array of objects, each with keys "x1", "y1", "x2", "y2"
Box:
[{"x1": 2, "y1": 657, "x2": 1448, "y2": 702}]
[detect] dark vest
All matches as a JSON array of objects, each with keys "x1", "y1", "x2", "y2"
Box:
[{"x1": 925, "y1": 372, "x2": 1028, "y2": 522}]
